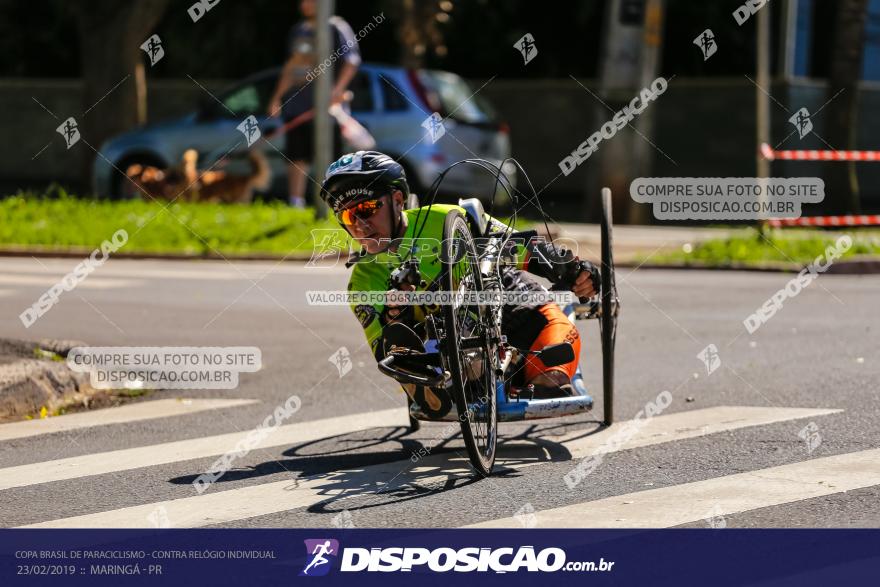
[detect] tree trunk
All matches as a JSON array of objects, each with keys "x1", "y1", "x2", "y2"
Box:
[
  {"x1": 824, "y1": 0, "x2": 868, "y2": 214},
  {"x1": 71, "y1": 0, "x2": 170, "y2": 187},
  {"x1": 593, "y1": 0, "x2": 665, "y2": 225}
]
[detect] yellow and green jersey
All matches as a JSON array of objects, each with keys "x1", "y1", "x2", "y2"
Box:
[{"x1": 347, "y1": 204, "x2": 529, "y2": 358}]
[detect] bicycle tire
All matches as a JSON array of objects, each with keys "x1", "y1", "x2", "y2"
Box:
[
  {"x1": 600, "y1": 188, "x2": 619, "y2": 426},
  {"x1": 441, "y1": 210, "x2": 498, "y2": 476}
]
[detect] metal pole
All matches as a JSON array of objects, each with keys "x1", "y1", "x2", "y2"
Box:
[
  {"x1": 312, "y1": 0, "x2": 335, "y2": 219},
  {"x1": 595, "y1": 0, "x2": 661, "y2": 225},
  {"x1": 757, "y1": 4, "x2": 771, "y2": 180},
  {"x1": 630, "y1": 0, "x2": 664, "y2": 225},
  {"x1": 756, "y1": 1, "x2": 771, "y2": 232}
]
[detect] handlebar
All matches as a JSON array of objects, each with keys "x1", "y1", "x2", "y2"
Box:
[{"x1": 378, "y1": 352, "x2": 449, "y2": 388}]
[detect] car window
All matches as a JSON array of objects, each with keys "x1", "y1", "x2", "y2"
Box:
[
  {"x1": 223, "y1": 86, "x2": 260, "y2": 116},
  {"x1": 379, "y1": 75, "x2": 410, "y2": 112},
  {"x1": 219, "y1": 75, "x2": 278, "y2": 118},
  {"x1": 421, "y1": 71, "x2": 495, "y2": 124},
  {"x1": 349, "y1": 71, "x2": 375, "y2": 113}
]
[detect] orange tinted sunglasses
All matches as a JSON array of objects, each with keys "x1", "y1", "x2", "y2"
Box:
[{"x1": 336, "y1": 198, "x2": 385, "y2": 226}]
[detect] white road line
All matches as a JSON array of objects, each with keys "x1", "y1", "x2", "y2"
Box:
[
  {"x1": 16, "y1": 405, "x2": 839, "y2": 528},
  {"x1": 0, "y1": 399, "x2": 258, "y2": 442},
  {"x1": 556, "y1": 406, "x2": 841, "y2": 459},
  {"x1": 0, "y1": 407, "x2": 407, "y2": 491},
  {"x1": 465, "y1": 447, "x2": 880, "y2": 528},
  {"x1": 0, "y1": 267, "x2": 246, "y2": 282}
]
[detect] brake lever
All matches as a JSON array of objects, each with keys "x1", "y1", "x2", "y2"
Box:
[{"x1": 390, "y1": 259, "x2": 424, "y2": 290}]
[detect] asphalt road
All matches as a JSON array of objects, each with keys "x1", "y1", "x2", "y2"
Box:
[{"x1": 0, "y1": 256, "x2": 877, "y2": 529}]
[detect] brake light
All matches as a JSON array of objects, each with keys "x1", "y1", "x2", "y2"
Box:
[{"x1": 498, "y1": 121, "x2": 510, "y2": 135}]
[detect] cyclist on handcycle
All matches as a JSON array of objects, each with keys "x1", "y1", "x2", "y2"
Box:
[{"x1": 320, "y1": 151, "x2": 597, "y2": 416}]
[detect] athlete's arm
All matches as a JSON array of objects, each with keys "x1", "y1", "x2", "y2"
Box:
[
  {"x1": 483, "y1": 213, "x2": 598, "y2": 296},
  {"x1": 348, "y1": 262, "x2": 417, "y2": 361},
  {"x1": 348, "y1": 263, "x2": 385, "y2": 361}
]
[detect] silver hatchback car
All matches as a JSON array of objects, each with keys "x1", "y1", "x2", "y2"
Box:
[{"x1": 93, "y1": 63, "x2": 515, "y2": 202}]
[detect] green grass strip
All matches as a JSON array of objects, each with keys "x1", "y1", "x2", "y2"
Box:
[{"x1": 649, "y1": 227, "x2": 880, "y2": 268}]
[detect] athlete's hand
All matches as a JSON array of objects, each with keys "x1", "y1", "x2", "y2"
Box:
[{"x1": 572, "y1": 266, "x2": 597, "y2": 299}]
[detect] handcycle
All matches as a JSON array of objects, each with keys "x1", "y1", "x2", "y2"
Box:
[{"x1": 375, "y1": 161, "x2": 620, "y2": 476}]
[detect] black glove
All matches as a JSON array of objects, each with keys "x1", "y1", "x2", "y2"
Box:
[{"x1": 525, "y1": 241, "x2": 599, "y2": 303}]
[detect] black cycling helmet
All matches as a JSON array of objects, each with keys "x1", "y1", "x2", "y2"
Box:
[{"x1": 320, "y1": 151, "x2": 410, "y2": 212}]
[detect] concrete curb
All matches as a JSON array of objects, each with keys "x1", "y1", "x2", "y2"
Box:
[
  {"x1": 0, "y1": 247, "x2": 316, "y2": 263},
  {"x1": 0, "y1": 338, "x2": 95, "y2": 420},
  {"x1": 618, "y1": 258, "x2": 880, "y2": 274}
]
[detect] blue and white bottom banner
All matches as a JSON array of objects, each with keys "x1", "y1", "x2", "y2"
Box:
[{"x1": 2, "y1": 529, "x2": 879, "y2": 585}]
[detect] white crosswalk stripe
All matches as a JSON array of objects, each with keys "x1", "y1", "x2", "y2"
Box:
[
  {"x1": 465, "y1": 447, "x2": 880, "y2": 528},
  {"x1": 0, "y1": 407, "x2": 407, "y2": 491},
  {"x1": 12, "y1": 405, "x2": 840, "y2": 528}
]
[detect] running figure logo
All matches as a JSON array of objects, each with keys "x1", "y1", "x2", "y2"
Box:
[
  {"x1": 798, "y1": 421, "x2": 822, "y2": 454},
  {"x1": 56, "y1": 117, "x2": 80, "y2": 149},
  {"x1": 237, "y1": 115, "x2": 262, "y2": 147},
  {"x1": 305, "y1": 228, "x2": 349, "y2": 268},
  {"x1": 514, "y1": 33, "x2": 538, "y2": 65},
  {"x1": 788, "y1": 107, "x2": 813, "y2": 139},
  {"x1": 696, "y1": 344, "x2": 721, "y2": 376},
  {"x1": 301, "y1": 539, "x2": 339, "y2": 576},
  {"x1": 140, "y1": 34, "x2": 165, "y2": 66},
  {"x1": 421, "y1": 112, "x2": 445, "y2": 143},
  {"x1": 328, "y1": 347, "x2": 352, "y2": 378},
  {"x1": 693, "y1": 29, "x2": 717, "y2": 61}
]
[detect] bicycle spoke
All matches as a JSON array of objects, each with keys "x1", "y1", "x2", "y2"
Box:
[{"x1": 442, "y1": 213, "x2": 497, "y2": 474}]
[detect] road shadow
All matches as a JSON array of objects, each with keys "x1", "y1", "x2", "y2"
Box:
[{"x1": 167, "y1": 418, "x2": 607, "y2": 514}]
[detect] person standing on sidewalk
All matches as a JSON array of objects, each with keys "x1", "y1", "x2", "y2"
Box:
[{"x1": 268, "y1": 0, "x2": 361, "y2": 208}]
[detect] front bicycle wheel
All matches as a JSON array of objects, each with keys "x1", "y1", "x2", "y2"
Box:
[{"x1": 441, "y1": 210, "x2": 498, "y2": 476}]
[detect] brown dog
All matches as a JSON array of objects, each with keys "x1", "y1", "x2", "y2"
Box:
[
  {"x1": 125, "y1": 149, "x2": 270, "y2": 204},
  {"x1": 197, "y1": 150, "x2": 271, "y2": 204},
  {"x1": 125, "y1": 150, "x2": 198, "y2": 201}
]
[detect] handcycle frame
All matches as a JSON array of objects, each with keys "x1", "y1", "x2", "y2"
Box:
[
  {"x1": 376, "y1": 185, "x2": 620, "y2": 475},
  {"x1": 401, "y1": 301, "x2": 598, "y2": 423},
  {"x1": 379, "y1": 188, "x2": 620, "y2": 425}
]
